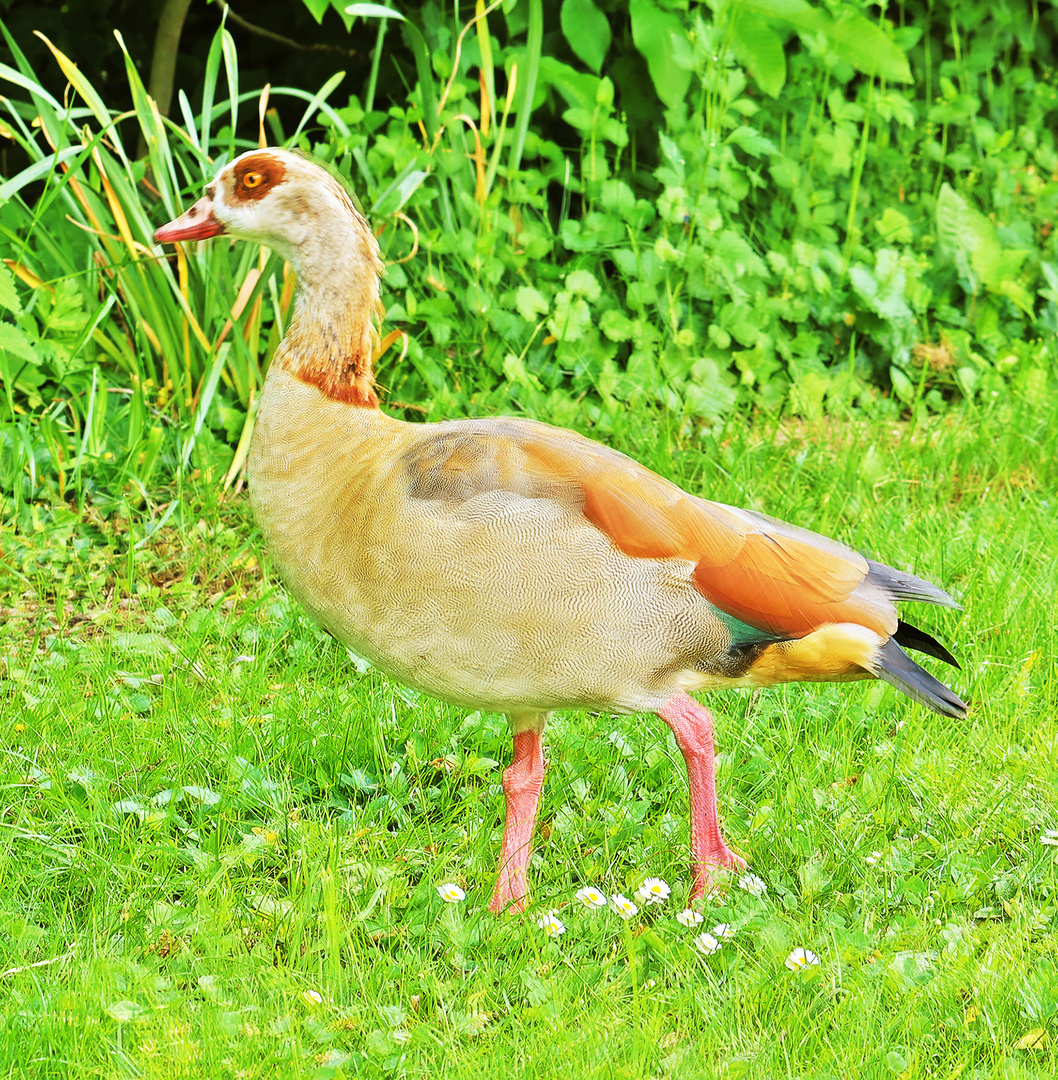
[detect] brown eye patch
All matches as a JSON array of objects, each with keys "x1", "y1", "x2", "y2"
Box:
[{"x1": 231, "y1": 153, "x2": 287, "y2": 202}]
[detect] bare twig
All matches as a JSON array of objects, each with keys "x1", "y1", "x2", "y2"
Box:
[{"x1": 216, "y1": 2, "x2": 360, "y2": 60}]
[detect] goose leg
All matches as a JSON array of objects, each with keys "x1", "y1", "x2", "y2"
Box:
[
  {"x1": 488, "y1": 715, "x2": 547, "y2": 913},
  {"x1": 657, "y1": 692, "x2": 746, "y2": 897}
]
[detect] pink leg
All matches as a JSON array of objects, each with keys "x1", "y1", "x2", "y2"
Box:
[
  {"x1": 488, "y1": 724, "x2": 546, "y2": 914},
  {"x1": 657, "y1": 692, "x2": 746, "y2": 898}
]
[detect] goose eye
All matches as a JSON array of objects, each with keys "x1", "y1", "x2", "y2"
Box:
[{"x1": 242, "y1": 171, "x2": 264, "y2": 190}]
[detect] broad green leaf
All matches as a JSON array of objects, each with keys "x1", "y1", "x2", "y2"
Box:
[
  {"x1": 888, "y1": 364, "x2": 914, "y2": 402},
  {"x1": 549, "y1": 292, "x2": 591, "y2": 341},
  {"x1": 181, "y1": 785, "x2": 222, "y2": 806},
  {"x1": 566, "y1": 269, "x2": 601, "y2": 301},
  {"x1": 850, "y1": 250, "x2": 912, "y2": 322},
  {"x1": 789, "y1": 369, "x2": 830, "y2": 418},
  {"x1": 302, "y1": 0, "x2": 331, "y2": 21},
  {"x1": 629, "y1": 0, "x2": 692, "y2": 108},
  {"x1": 820, "y1": 8, "x2": 912, "y2": 83},
  {"x1": 1013, "y1": 1028, "x2": 1051, "y2": 1051},
  {"x1": 737, "y1": 0, "x2": 912, "y2": 84},
  {"x1": 876, "y1": 207, "x2": 913, "y2": 244},
  {"x1": 876, "y1": 90, "x2": 917, "y2": 128},
  {"x1": 42, "y1": 280, "x2": 86, "y2": 335},
  {"x1": 600, "y1": 309, "x2": 636, "y2": 341},
  {"x1": 503, "y1": 352, "x2": 543, "y2": 389},
  {"x1": 713, "y1": 230, "x2": 768, "y2": 279},
  {"x1": 537, "y1": 56, "x2": 602, "y2": 112},
  {"x1": 935, "y1": 183, "x2": 1030, "y2": 309},
  {"x1": 728, "y1": 10, "x2": 786, "y2": 98},
  {"x1": 684, "y1": 360, "x2": 738, "y2": 418},
  {"x1": 996, "y1": 278, "x2": 1035, "y2": 317},
  {"x1": 727, "y1": 125, "x2": 778, "y2": 157},
  {"x1": 563, "y1": 107, "x2": 597, "y2": 133},
  {"x1": 600, "y1": 179, "x2": 636, "y2": 215},
  {"x1": 106, "y1": 1000, "x2": 147, "y2": 1023},
  {"x1": 936, "y1": 184, "x2": 990, "y2": 265},
  {"x1": 515, "y1": 285, "x2": 549, "y2": 321},
  {"x1": 560, "y1": 0, "x2": 611, "y2": 75}
]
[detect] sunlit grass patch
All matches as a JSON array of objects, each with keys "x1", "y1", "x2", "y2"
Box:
[{"x1": 1, "y1": 396, "x2": 1056, "y2": 1077}]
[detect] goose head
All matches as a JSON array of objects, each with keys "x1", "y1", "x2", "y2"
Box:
[
  {"x1": 154, "y1": 148, "x2": 378, "y2": 275},
  {"x1": 155, "y1": 148, "x2": 384, "y2": 407}
]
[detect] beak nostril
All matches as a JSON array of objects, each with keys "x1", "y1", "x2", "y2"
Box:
[{"x1": 189, "y1": 207, "x2": 198, "y2": 218}]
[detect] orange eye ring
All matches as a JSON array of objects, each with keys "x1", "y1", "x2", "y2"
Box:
[{"x1": 242, "y1": 171, "x2": 264, "y2": 189}]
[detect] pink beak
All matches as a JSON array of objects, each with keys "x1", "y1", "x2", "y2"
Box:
[{"x1": 154, "y1": 194, "x2": 226, "y2": 243}]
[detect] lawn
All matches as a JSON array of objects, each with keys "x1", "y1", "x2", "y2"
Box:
[{"x1": 1, "y1": 389, "x2": 1055, "y2": 1079}]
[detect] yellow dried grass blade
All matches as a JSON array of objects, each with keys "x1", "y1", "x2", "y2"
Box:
[
  {"x1": 170, "y1": 242, "x2": 212, "y2": 355},
  {"x1": 3, "y1": 260, "x2": 51, "y2": 292},
  {"x1": 35, "y1": 32, "x2": 126, "y2": 157},
  {"x1": 452, "y1": 115, "x2": 486, "y2": 205},
  {"x1": 91, "y1": 147, "x2": 137, "y2": 257},
  {"x1": 140, "y1": 319, "x2": 163, "y2": 354},
  {"x1": 258, "y1": 84, "x2": 271, "y2": 148},
  {"x1": 478, "y1": 68, "x2": 491, "y2": 139},
  {"x1": 213, "y1": 266, "x2": 262, "y2": 351},
  {"x1": 475, "y1": 0, "x2": 496, "y2": 137},
  {"x1": 374, "y1": 327, "x2": 407, "y2": 364},
  {"x1": 221, "y1": 388, "x2": 256, "y2": 492}
]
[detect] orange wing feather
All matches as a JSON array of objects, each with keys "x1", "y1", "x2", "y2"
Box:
[
  {"x1": 407, "y1": 418, "x2": 896, "y2": 641},
  {"x1": 511, "y1": 422, "x2": 889, "y2": 639}
]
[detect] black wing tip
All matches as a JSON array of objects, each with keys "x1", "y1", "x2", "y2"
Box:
[
  {"x1": 894, "y1": 619, "x2": 961, "y2": 669},
  {"x1": 875, "y1": 638, "x2": 968, "y2": 718}
]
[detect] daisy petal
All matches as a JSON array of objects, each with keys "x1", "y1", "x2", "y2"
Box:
[
  {"x1": 737, "y1": 873, "x2": 767, "y2": 897},
  {"x1": 635, "y1": 877, "x2": 671, "y2": 905},
  {"x1": 694, "y1": 932, "x2": 721, "y2": 955},
  {"x1": 785, "y1": 947, "x2": 820, "y2": 971},
  {"x1": 536, "y1": 911, "x2": 566, "y2": 937},
  {"x1": 575, "y1": 886, "x2": 608, "y2": 908}
]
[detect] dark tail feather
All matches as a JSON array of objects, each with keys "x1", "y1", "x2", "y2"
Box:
[
  {"x1": 866, "y1": 559, "x2": 962, "y2": 609},
  {"x1": 875, "y1": 638, "x2": 968, "y2": 718},
  {"x1": 894, "y1": 620, "x2": 960, "y2": 669}
]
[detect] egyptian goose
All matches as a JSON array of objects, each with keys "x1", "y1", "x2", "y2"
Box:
[{"x1": 155, "y1": 148, "x2": 967, "y2": 912}]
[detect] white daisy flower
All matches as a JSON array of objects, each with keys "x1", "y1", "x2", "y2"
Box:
[
  {"x1": 712, "y1": 923, "x2": 735, "y2": 941},
  {"x1": 693, "y1": 932, "x2": 721, "y2": 955},
  {"x1": 635, "y1": 877, "x2": 671, "y2": 905},
  {"x1": 536, "y1": 910, "x2": 566, "y2": 937},
  {"x1": 865, "y1": 850, "x2": 883, "y2": 865},
  {"x1": 611, "y1": 893, "x2": 639, "y2": 920},
  {"x1": 676, "y1": 908, "x2": 704, "y2": 927},
  {"x1": 436, "y1": 883, "x2": 466, "y2": 903},
  {"x1": 575, "y1": 886, "x2": 608, "y2": 908},
  {"x1": 785, "y1": 947, "x2": 820, "y2": 972},
  {"x1": 738, "y1": 873, "x2": 767, "y2": 897}
]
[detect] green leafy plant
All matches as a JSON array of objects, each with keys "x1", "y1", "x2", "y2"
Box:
[
  {"x1": 4, "y1": 0, "x2": 1058, "y2": 528},
  {"x1": 0, "y1": 22, "x2": 360, "y2": 519}
]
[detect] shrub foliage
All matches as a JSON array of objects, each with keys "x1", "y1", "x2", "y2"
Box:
[{"x1": 1, "y1": 0, "x2": 1056, "y2": 516}]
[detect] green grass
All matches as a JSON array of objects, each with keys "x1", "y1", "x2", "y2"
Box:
[{"x1": 1, "y1": 391, "x2": 1056, "y2": 1079}]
